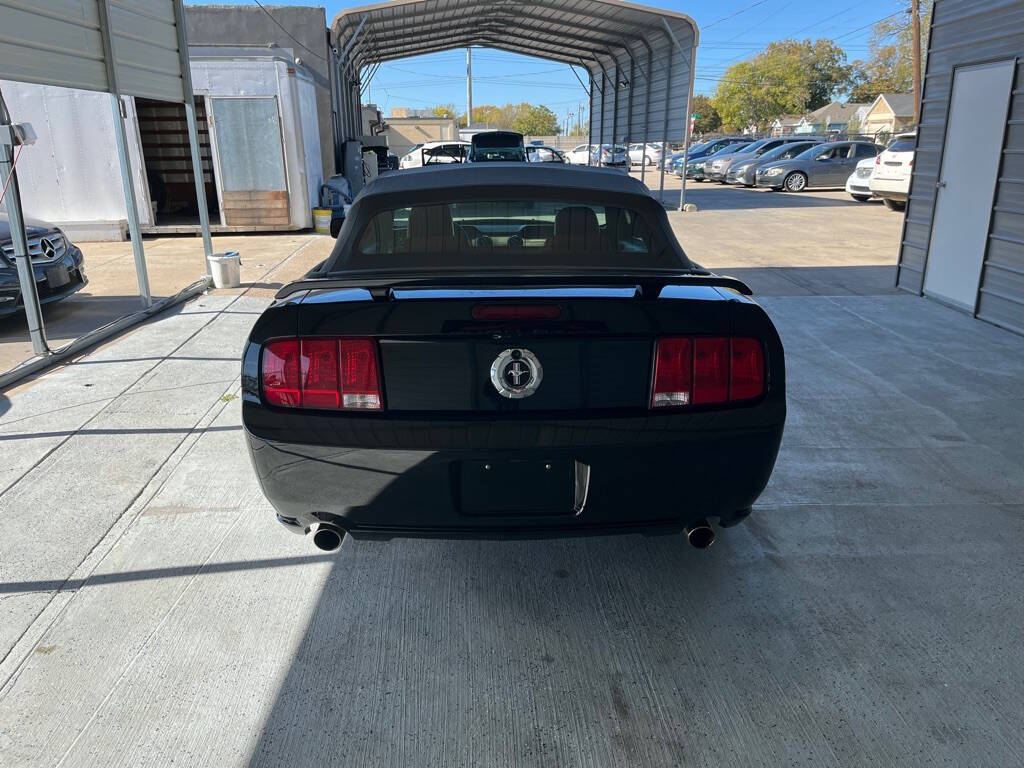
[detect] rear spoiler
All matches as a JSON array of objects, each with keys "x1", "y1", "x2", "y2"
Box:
[{"x1": 274, "y1": 271, "x2": 753, "y2": 301}]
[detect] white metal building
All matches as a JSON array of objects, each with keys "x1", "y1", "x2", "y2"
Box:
[{"x1": 1, "y1": 48, "x2": 322, "y2": 239}]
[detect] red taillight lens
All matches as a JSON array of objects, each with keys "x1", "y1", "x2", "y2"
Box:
[
  {"x1": 693, "y1": 337, "x2": 729, "y2": 404},
  {"x1": 261, "y1": 337, "x2": 381, "y2": 410},
  {"x1": 730, "y1": 337, "x2": 765, "y2": 401},
  {"x1": 651, "y1": 336, "x2": 765, "y2": 408},
  {"x1": 339, "y1": 338, "x2": 381, "y2": 410},
  {"x1": 875, "y1": 155, "x2": 882, "y2": 165},
  {"x1": 300, "y1": 339, "x2": 340, "y2": 408},
  {"x1": 652, "y1": 337, "x2": 692, "y2": 407},
  {"x1": 262, "y1": 339, "x2": 301, "y2": 406}
]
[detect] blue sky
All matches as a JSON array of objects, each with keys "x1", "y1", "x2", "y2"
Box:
[{"x1": 189, "y1": 1, "x2": 904, "y2": 119}]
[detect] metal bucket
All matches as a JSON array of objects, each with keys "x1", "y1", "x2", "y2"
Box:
[{"x1": 207, "y1": 251, "x2": 241, "y2": 289}]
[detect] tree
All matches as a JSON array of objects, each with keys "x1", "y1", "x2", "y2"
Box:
[
  {"x1": 712, "y1": 39, "x2": 851, "y2": 131},
  {"x1": 690, "y1": 95, "x2": 721, "y2": 134},
  {"x1": 512, "y1": 104, "x2": 560, "y2": 136},
  {"x1": 431, "y1": 104, "x2": 456, "y2": 119},
  {"x1": 848, "y1": 2, "x2": 934, "y2": 103}
]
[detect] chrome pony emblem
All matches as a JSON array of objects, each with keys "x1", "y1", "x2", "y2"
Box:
[{"x1": 490, "y1": 348, "x2": 542, "y2": 399}]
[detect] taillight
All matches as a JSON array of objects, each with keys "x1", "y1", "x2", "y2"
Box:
[
  {"x1": 875, "y1": 155, "x2": 882, "y2": 165},
  {"x1": 261, "y1": 338, "x2": 382, "y2": 410},
  {"x1": 651, "y1": 336, "x2": 765, "y2": 408}
]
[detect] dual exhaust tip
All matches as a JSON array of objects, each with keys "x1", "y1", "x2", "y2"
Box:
[
  {"x1": 312, "y1": 520, "x2": 715, "y2": 551},
  {"x1": 685, "y1": 518, "x2": 716, "y2": 549},
  {"x1": 312, "y1": 523, "x2": 344, "y2": 552}
]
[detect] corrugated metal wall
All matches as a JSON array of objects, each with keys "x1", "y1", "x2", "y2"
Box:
[
  {"x1": 0, "y1": 0, "x2": 185, "y2": 102},
  {"x1": 588, "y1": 20, "x2": 694, "y2": 149},
  {"x1": 898, "y1": 0, "x2": 1024, "y2": 334}
]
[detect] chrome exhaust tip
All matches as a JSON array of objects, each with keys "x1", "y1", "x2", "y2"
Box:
[
  {"x1": 685, "y1": 519, "x2": 715, "y2": 549},
  {"x1": 312, "y1": 523, "x2": 344, "y2": 552}
]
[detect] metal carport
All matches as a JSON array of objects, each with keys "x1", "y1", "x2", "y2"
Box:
[{"x1": 328, "y1": 0, "x2": 698, "y2": 208}]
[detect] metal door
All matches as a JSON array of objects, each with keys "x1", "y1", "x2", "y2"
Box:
[
  {"x1": 211, "y1": 96, "x2": 289, "y2": 227},
  {"x1": 924, "y1": 61, "x2": 1016, "y2": 309}
]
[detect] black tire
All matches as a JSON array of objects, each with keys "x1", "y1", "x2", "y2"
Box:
[
  {"x1": 883, "y1": 198, "x2": 906, "y2": 211},
  {"x1": 783, "y1": 172, "x2": 808, "y2": 193},
  {"x1": 645, "y1": 155, "x2": 654, "y2": 166},
  {"x1": 329, "y1": 218, "x2": 343, "y2": 238},
  {"x1": 851, "y1": 194, "x2": 872, "y2": 202}
]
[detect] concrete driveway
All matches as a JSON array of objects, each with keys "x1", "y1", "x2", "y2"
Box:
[{"x1": 1, "y1": 194, "x2": 1023, "y2": 766}]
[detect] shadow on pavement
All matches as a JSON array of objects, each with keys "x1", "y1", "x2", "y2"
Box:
[{"x1": 659, "y1": 185, "x2": 875, "y2": 211}]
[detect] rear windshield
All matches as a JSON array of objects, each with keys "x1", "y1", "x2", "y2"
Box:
[
  {"x1": 887, "y1": 138, "x2": 916, "y2": 152},
  {"x1": 341, "y1": 199, "x2": 682, "y2": 271}
]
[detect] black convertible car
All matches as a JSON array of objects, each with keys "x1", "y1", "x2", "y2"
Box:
[{"x1": 242, "y1": 164, "x2": 786, "y2": 549}]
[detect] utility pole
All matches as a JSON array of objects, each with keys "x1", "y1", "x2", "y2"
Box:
[
  {"x1": 911, "y1": 0, "x2": 922, "y2": 125},
  {"x1": 466, "y1": 47, "x2": 473, "y2": 129}
]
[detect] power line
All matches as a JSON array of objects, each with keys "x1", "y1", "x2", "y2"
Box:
[
  {"x1": 249, "y1": 0, "x2": 326, "y2": 62},
  {"x1": 703, "y1": 0, "x2": 774, "y2": 31}
]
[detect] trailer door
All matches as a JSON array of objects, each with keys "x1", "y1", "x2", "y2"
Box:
[{"x1": 211, "y1": 97, "x2": 289, "y2": 227}]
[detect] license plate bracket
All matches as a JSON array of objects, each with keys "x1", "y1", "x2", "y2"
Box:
[
  {"x1": 458, "y1": 458, "x2": 574, "y2": 516},
  {"x1": 46, "y1": 265, "x2": 70, "y2": 288}
]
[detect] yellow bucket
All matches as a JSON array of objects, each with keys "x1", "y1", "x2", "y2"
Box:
[{"x1": 313, "y1": 208, "x2": 332, "y2": 235}]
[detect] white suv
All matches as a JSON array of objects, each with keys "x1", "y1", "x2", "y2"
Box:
[{"x1": 870, "y1": 133, "x2": 916, "y2": 211}]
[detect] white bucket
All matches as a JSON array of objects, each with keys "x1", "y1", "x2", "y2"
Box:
[
  {"x1": 207, "y1": 251, "x2": 241, "y2": 289},
  {"x1": 313, "y1": 208, "x2": 332, "y2": 235}
]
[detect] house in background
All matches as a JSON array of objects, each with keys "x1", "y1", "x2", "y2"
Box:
[
  {"x1": 794, "y1": 101, "x2": 871, "y2": 135},
  {"x1": 862, "y1": 93, "x2": 916, "y2": 139},
  {"x1": 770, "y1": 115, "x2": 802, "y2": 136}
]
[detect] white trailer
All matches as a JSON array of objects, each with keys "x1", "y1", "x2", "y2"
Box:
[{"x1": 1, "y1": 48, "x2": 322, "y2": 240}]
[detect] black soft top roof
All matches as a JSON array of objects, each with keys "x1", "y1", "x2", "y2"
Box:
[{"x1": 360, "y1": 163, "x2": 654, "y2": 200}]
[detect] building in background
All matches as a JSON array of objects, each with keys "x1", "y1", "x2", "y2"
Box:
[
  {"x1": 390, "y1": 107, "x2": 435, "y2": 118},
  {"x1": 1, "y1": 50, "x2": 322, "y2": 237},
  {"x1": 184, "y1": 4, "x2": 333, "y2": 181},
  {"x1": 794, "y1": 102, "x2": 871, "y2": 135},
  {"x1": 384, "y1": 116, "x2": 460, "y2": 159},
  {"x1": 896, "y1": 0, "x2": 1024, "y2": 336},
  {"x1": 861, "y1": 93, "x2": 916, "y2": 139}
]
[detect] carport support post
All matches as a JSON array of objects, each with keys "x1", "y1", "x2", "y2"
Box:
[
  {"x1": 662, "y1": 18, "x2": 695, "y2": 212},
  {"x1": 110, "y1": 95, "x2": 152, "y2": 308},
  {"x1": 97, "y1": 0, "x2": 151, "y2": 307},
  {"x1": 174, "y1": 0, "x2": 214, "y2": 271},
  {"x1": 0, "y1": 93, "x2": 49, "y2": 356},
  {"x1": 641, "y1": 46, "x2": 652, "y2": 186},
  {"x1": 657, "y1": 40, "x2": 673, "y2": 208}
]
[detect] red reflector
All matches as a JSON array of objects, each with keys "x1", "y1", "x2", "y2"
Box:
[
  {"x1": 651, "y1": 338, "x2": 692, "y2": 407},
  {"x1": 300, "y1": 339, "x2": 340, "y2": 408},
  {"x1": 262, "y1": 340, "x2": 301, "y2": 407},
  {"x1": 339, "y1": 339, "x2": 382, "y2": 410},
  {"x1": 693, "y1": 337, "x2": 730, "y2": 405},
  {"x1": 730, "y1": 337, "x2": 765, "y2": 401},
  {"x1": 471, "y1": 304, "x2": 562, "y2": 321}
]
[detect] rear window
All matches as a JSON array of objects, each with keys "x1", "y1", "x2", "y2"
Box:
[
  {"x1": 887, "y1": 138, "x2": 916, "y2": 152},
  {"x1": 342, "y1": 199, "x2": 681, "y2": 271}
]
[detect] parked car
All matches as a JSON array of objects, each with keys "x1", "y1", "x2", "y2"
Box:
[
  {"x1": 399, "y1": 141, "x2": 470, "y2": 169},
  {"x1": 687, "y1": 142, "x2": 752, "y2": 181},
  {"x1": 0, "y1": 214, "x2": 87, "y2": 315},
  {"x1": 669, "y1": 136, "x2": 747, "y2": 176},
  {"x1": 566, "y1": 144, "x2": 596, "y2": 164},
  {"x1": 846, "y1": 158, "x2": 877, "y2": 202},
  {"x1": 705, "y1": 137, "x2": 822, "y2": 183},
  {"x1": 628, "y1": 142, "x2": 663, "y2": 166},
  {"x1": 241, "y1": 164, "x2": 786, "y2": 549},
  {"x1": 870, "y1": 132, "x2": 916, "y2": 211},
  {"x1": 755, "y1": 141, "x2": 883, "y2": 192},
  {"x1": 526, "y1": 145, "x2": 567, "y2": 163},
  {"x1": 726, "y1": 139, "x2": 825, "y2": 186},
  {"x1": 468, "y1": 131, "x2": 526, "y2": 162}
]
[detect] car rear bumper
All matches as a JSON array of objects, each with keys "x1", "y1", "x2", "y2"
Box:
[
  {"x1": 243, "y1": 406, "x2": 785, "y2": 539},
  {"x1": 870, "y1": 177, "x2": 909, "y2": 200}
]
